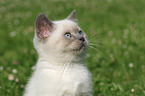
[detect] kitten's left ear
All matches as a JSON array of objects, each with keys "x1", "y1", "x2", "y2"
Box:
[
  {"x1": 66, "y1": 10, "x2": 77, "y2": 21},
  {"x1": 35, "y1": 13, "x2": 53, "y2": 39}
]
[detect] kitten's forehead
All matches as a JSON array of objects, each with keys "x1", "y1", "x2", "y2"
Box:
[{"x1": 54, "y1": 20, "x2": 79, "y2": 32}]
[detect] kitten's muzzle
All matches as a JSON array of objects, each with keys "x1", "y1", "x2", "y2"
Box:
[
  {"x1": 79, "y1": 37, "x2": 85, "y2": 42},
  {"x1": 73, "y1": 43, "x2": 86, "y2": 52}
]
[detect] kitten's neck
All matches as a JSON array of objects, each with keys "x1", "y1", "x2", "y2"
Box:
[{"x1": 37, "y1": 53, "x2": 83, "y2": 66}]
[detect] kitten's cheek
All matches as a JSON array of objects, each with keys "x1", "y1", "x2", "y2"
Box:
[{"x1": 69, "y1": 42, "x2": 77, "y2": 50}]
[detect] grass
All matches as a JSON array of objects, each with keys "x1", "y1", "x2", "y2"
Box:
[{"x1": 0, "y1": 0, "x2": 145, "y2": 95}]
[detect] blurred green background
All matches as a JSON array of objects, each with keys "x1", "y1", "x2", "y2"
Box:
[{"x1": 0, "y1": 0, "x2": 145, "y2": 96}]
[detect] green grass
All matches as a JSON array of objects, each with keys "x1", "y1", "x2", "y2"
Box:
[{"x1": 0, "y1": 0, "x2": 145, "y2": 95}]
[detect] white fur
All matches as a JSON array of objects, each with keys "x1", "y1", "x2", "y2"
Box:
[{"x1": 23, "y1": 19, "x2": 92, "y2": 96}]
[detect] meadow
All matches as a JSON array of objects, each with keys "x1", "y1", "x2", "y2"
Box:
[{"x1": 0, "y1": 0, "x2": 145, "y2": 95}]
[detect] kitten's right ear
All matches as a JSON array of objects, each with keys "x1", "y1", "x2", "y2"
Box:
[
  {"x1": 35, "y1": 13, "x2": 53, "y2": 39},
  {"x1": 67, "y1": 10, "x2": 77, "y2": 21}
]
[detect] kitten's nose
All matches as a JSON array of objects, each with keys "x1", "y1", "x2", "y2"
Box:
[{"x1": 79, "y1": 37, "x2": 85, "y2": 42}]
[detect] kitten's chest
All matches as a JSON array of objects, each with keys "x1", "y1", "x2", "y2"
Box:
[
  {"x1": 57, "y1": 64, "x2": 88, "y2": 94},
  {"x1": 59, "y1": 64, "x2": 86, "y2": 82}
]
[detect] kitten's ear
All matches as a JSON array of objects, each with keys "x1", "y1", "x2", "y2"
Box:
[
  {"x1": 67, "y1": 10, "x2": 77, "y2": 21},
  {"x1": 35, "y1": 13, "x2": 53, "y2": 39}
]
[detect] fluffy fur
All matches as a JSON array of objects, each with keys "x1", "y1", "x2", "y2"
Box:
[{"x1": 24, "y1": 10, "x2": 92, "y2": 96}]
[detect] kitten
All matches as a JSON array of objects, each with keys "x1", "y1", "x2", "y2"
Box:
[{"x1": 24, "y1": 10, "x2": 92, "y2": 96}]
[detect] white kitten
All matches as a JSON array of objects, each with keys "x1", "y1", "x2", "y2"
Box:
[{"x1": 24, "y1": 10, "x2": 92, "y2": 96}]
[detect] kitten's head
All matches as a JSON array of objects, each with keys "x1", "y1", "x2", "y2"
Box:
[{"x1": 34, "y1": 10, "x2": 89, "y2": 62}]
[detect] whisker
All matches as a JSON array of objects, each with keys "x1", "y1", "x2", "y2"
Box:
[
  {"x1": 89, "y1": 43, "x2": 105, "y2": 46},
  {"x1": 79, "y1": 14, "x2": 90, "y2": 26},
  {"x1": 58, "y1": 56, "x2": 74, "y2": 96},
  {"x1": 57, "y1": 55, "x2": 74, "y2": 96},
  {"x1": 60, "y1": 61, "x2": 68, "y2": 78},
  {"x1": 89, "y1": 36, "x2": 106, "y2": 41},
  {"x1": 79, "y1": 15, "x2": 87, "y2": 25},
  {"x1": 70, "y1": 45, "x2": 86, "y2": 59},
  {"x1": 89, "y1": 46, "x2": 104, "y2": 56},
  {"x1": 89, "y1": 43, "x2": 105, "y2": 49},
  {"x1": 88, "y1": 33, "x2": 97, "y2": 40}
]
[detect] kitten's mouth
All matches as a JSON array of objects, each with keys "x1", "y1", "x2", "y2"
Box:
[{"x1": 73, "y1": 44, "x2": 86, "y2": 53}]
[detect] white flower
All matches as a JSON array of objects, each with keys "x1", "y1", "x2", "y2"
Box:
[
  {"x1": 123, "y1": 29, "x2": 129, "y2": 35},
  {"x1": 131, "y1": 88, "x2": 134, "y2": 92},
  {"x1": 112, "y1": 38, "x2": 116, "y2": 44},
  {"x1": 20, "y1": 84, "x2": 24, "y2": 88},
  {"x1": 108, "y1": 31, "x2": 113, "y2": 36},
  {"x1": 10, "y1": 31, "x2": 16, "y2": 37},
  {"x1": 12, "y1": 69, "x2": 17, "y2": 74},
  {"x1": 15, "y1": 78, "x2": 19, "y2": 82},
  {"x1": 8, "y1": 74, "x2": 14, "y2": 81},
  {"x1": 129, "y1": 63, "x2": 133, "y2": 68},
  {"x1": 0, "y1": 66, "x2": 3, "y2": 71}
]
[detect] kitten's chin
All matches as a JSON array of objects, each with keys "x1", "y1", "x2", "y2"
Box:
[{"x1": 72, "y1": 44, "x2": 87, "y2": 55}]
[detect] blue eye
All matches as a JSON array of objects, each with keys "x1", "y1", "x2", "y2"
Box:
[{"x1": 65, "y1": 33, "x2": 71, "y2": 38}]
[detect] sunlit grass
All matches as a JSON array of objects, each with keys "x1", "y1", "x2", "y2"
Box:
[{"x1": 0, "y1": 0, "x2": 145, "y2": 95}]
